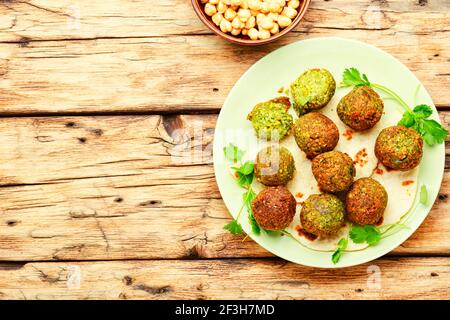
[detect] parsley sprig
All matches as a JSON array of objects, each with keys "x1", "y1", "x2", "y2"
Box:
[
  {"x1": 223, "y1": 144, "x2": 261, "y2": 236},
  {"x1": 340, "y1": 68, "x2": 448, "y2": 145},
  {"x1": 332, "y1": 237, "x2": 348, "y2": 264}
]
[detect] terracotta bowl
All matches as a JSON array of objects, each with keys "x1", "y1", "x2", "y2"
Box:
[{"x1": 191, "y1": 0, "x2": 311, "y2": 45}]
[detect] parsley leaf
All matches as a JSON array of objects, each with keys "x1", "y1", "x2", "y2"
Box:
[
  {"x1": 420, "y1": 185, "x2": 428, "y2": 205},
  {"x1": 398, "y1": 104, "x2": 448, "y2": 146},
  {"x1": 243, "y1": 188, "x2": 260, "y2": 235},
  {"x1": 223, "y1": 220, "x2": 243, "y2": 235},
  {"x1": 413, "y1": 104, "x2": 433, "y2": 118},
  {"x1": 233, "y1": 161, "x2": 255, "y2": 188},
  {"x1": 340, "y1": 67, "x2": 371, "y2": 88},
  {"x1": 223, "y1": 143, "x2": 244, "y2": 163},
  {"x1": 332, "y1": 237, "x2": 348, "y2": 264},
  {"x1": 350, "y1": 225, "x2": 381, "y2": 246},
  {"x1": 249, "y1": 211, "x2": 261, "y2": 235}
]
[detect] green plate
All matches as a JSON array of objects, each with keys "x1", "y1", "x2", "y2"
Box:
[{"x1": 213, "y1": 37, "x2": 445, "y2": 268}]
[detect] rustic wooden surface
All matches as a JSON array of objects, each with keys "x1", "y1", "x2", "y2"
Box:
[{"x1": 0, "y1": 0, "x2": 449, "y2": 299}]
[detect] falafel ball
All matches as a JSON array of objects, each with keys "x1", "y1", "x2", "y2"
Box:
[
  {"x1": 346, "y1": 177, "x2": 388, "y2": 225},
  {"x1": 337, "y1": 86, "x2": 384, "y2": 131},
  {"x1": 300, "y1": 194, "x2": 345, "y2": 238},
  {"x1": 311, "y1": 151, "x2": 356, "y2": 193},
  {"x1": 290, "y1": 68, "x2": 336, "y2": 116},
  {"x1": 247, "y1": 97, "x2": 293, "y2": 140},
  {"x1": 251, "y1": 186, "x2": 296, "y2": 231},
  {"x1": 293, "y1": 112, "x2": 339, "y2": 159},
  {"x1": 254, "y1": 146, "x2": 295, "y2": 186},
  {"x1": 375, "y1": 125, "x2": 423, "y2": 171}
]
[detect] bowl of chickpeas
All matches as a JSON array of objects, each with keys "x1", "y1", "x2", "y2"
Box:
[{"x1": 192, "y1": 0, "x2": 311, "y2": 45}]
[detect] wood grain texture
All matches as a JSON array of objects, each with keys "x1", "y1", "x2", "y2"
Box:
[
  {"x1": 0, "y1": 0, "x2": 448, "y2": 114},
  {"x1": 0, "y1": 257, "x2": 448, "y2": 299},
  {"x1": 0, "y1": 113, "x2": 448, "y2": 261}
]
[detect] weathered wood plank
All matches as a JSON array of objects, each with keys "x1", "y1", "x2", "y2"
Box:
[
  {"x1": 0, "y1": 257, "x2": 448, "y2": 299},
  {"x1": 0, "y1": 0, "x2": 448, "y2": 41},
  {"x1": 0, "y1": 33, "x2": 447, "y2": 115},
  {"x1": 0, "y1": 113, "x2": 448, "y2": 261},
  {"x1": 0, "y1": 1, "x2": 448, "y2": 114}
]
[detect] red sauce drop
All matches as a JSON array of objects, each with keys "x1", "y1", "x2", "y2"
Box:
[
  {"x1": 295, "y1": 192, "x2": 304, "y2": 198},
  {"x1": 402, "y1": 180, "x2": 415, "y2": 186},
  {"x1": 234, "y1": 172, "x2": 239, "y2": 178},
  {"x1": 374, "y1": 167, "x2": 383, "y2": 175},
  {"x1": 295, "y1": 225, "x2": 318, "y2": 241},
  {"x1": 353, "y1": 148, "x2": 368, "y2": 167},
  {"x1": 343, "y1": 129, "x2": 354, "y2": 141}
]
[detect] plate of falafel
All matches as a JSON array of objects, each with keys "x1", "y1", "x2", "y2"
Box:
[{"x1": 213, "y1": 37, "x2": 447, "y2": 268}]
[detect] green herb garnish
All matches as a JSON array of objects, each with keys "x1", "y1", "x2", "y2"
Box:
[
  {"x1": 224, "y1": 220, "x2": 243, "y2": 235},
  {"x1": 223, "y1": 145, "x2": 261, "y2": 236},
  {"x1": 233, "y1": 161, "x2": 255, "y2": 188},
  {"x1": 223, "y1": 143, "x2": 244, "y2": 163},
  {"x1": 244, "y1": 188, "x2": 260, "y2": 235},
  {"x1": 350, "y1": 225, "x2": 381, "y2": 246},
  {"x1": 340, "y1": 68, "x2": 448, "y2": 146},
  {"x1": 332, "y1": 237, "x2": 348, "y2": 264},
  {"x1": 420, "y1": 185, "x2": 428, "y2": 205}
]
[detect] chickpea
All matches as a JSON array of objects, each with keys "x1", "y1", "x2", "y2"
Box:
[
  {"x1": 230, "y1": 0, "x2": 241, "y2": 6},
  {"x1": 231, "y1": 28, "x2": 242, "y2": 36},
  {"x1": 270, "y1": 22, "x2": 279, "y2": 34},
  {"x1": 288, "y1": 0, "x2": 300, "y2": 9},
  {"x1": 260, "y1": 1, "x2": 270, "y2": 13},
  {"x1": 205, "y1": 3, "x2": 217, "y2": 16},
  {"x1": 245, "y1": 15, "x2": 256, "y2": 29},
  {"x1": 248, "y1": 27, "x2": 259, "y2": 40},
  {"x1": 220, "y1": 18, "x2": 232, "y2": 32},
  {"x1": 281, "y1": 6, "x2": 297, "y2": 19},
  {"x1": 277, "y1": 14, "x2": 291, "y2": 27},
  {"x1": 238, "y1": 8, "x2": 251, "y2": 22},
  {"x1": 258, "y1": 28, "x2": 271, "y2": 39},
  {"x1": 268, "y1": 12, "x2": 278, "y2": 22},
  {"x1": 248, "y1": 0, "x2": 261, "y2": 11},
  {"x1": 258, "y1": 15, "x2": 274, "y2": 30},
  {"x1": 232, "y1": 16, "x2": 242, "y2": 29},
  {"x1": 212, "y1": 12, "x2": 224, "y2": 26},
  {"x1": 210, "y1": 0, "x2": 219, "y2": 4},
  {"x1": 217, "y1": 1, "x2": 227, "y2": 13},
  {"x1": 242, "y1": 28, "x2": 249, "y2": 35},
  {"x1": 224, "y1": 8, "x2": 237, "y2": 20},
  {"x1": 268, "y1": 1, "x2": 280, "y2": 13}
]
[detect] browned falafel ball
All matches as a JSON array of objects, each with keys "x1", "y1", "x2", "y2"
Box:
[
  {"x1": 375, "y1": 125, "x2": 423, "y2": 171},
  {"x1": 254, "y1": 146, "x2": 295, "y2": 186},
  {"x1": 251, "y1": 186, "x2": 296, "y2": 231},
  {"x1": 346, "y1": 177, "x2": 388, "y2": 225},
  {"x1": 300, "y1": 194, "x2": 345, "y2": 238},
  {"x1": 337, "y1": 86, "x2": 384, "y2": 131},
  {"x1": 293, "y1": 112, "x2": 339, "y2": 159},
  {"x1": 311, "y1": 151, "x2": 356, "y2": 193}
]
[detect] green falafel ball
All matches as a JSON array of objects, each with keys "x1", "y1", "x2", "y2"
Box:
[
  {"x1": 375, "y1": 125, "x2": 423, "y2": 171},
  {"x1": 247, "y1": 97, "x2": 293, "y2": 140},
  {"x1": 311, "y1": 151, "x2": 356, "y2": 193},
  {"x1": 337, "y1": 86, "x2": 384, "y2": 131},
  {"x1": 293, "y1": 112, "x2": 339, "y2": 159},
  {"x1": 346, "y1": 177, "x2": 388, "y2": 225},
  {"x1": 290, "y1": 68, "x2": 336, "y2": 116},
  {"x1": 300, "y1": 194, "x2": 345, "y2": 238},
  {"x1": 254, "y1": 146, "x2": 295, "y2": 186}
]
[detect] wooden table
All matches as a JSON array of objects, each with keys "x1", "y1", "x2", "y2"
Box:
[{"x1": 0, "y1": 0, "x2": 448, "y2": 300}]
